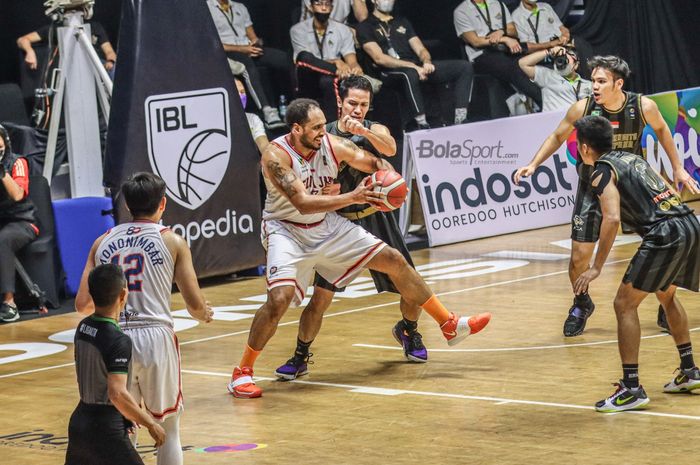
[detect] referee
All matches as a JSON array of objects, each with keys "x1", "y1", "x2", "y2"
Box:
[
  {"x1": 572, "y1": 116, "x2": 700, "y2": 412},
  {"x1": 65, "y1": 264, "x2": 165, "y2": 465}
]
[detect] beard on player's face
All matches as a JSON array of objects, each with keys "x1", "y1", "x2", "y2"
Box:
[{"x1": 300, "y1": 131, "x2": 323, "y2": 150}]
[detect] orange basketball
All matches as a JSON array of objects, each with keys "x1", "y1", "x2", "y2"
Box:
[{"x1": 364, "y1": 169, "x2": 408, "y2": 212}]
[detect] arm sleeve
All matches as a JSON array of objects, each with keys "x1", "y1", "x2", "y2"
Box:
[
  {"x1": 36, "y1": 25, "x2": 50, "y2": 43},
  {"x1": 404, "y1": 19, "x2": 418, "y2": 41},
  {"x1": 546, "y1": 4, "x2": 563, "y2": 29},
  {"x1": 533, "y1": 66, "x2": 555, "y2": 88},
  {"x1": 356, "y1": 21, "x2": 376, "y2": 46},
  {"x1": 512, "y1": 12, "x2": 534, "y2": 42},
  {"x1": 11, "y1": 158, "x2": 30, "y2": 199},
  {"x1": 503, "y1": 3, "x2": 513, "y2": 27},
  {"x1": 453, "y1": 4, "x2": 475, "y2": 36},
  {"x1": 241, "y1": 4, "x2": 253, "y2": 28},
  {"x1": 290, "y1": 24, "x2": 311, "y2": 60},
  {"x1": 591, "y1": 163, "x2": 614, "y2": 197},
  {"x1": 339, "y1": 25, "x2": 356, "y2": 58},
  {"x1": 89, "y1": 21, "x2": 109, "y2": 45},
  {"x1": 248, "y1": 113, "x2": 266, "y2": 140},
  {"x1": 104, "y1": 334, "x2": 132, "y2": 374}
]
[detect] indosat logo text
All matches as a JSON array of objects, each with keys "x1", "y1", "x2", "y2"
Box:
[{"x1": 421, "y1": 154, "x2": 575, "y2": 231}]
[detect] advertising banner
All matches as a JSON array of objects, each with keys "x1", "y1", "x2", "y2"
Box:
[
  {"x1": 406, "y1": 111, "x2": 579, "y2": 247},
  {"x1": 645, "y1": 86, "x2": 700, "y2": 195},
  {"x1": 104, "y1": 0, "x2": 264, "y2": 277}
]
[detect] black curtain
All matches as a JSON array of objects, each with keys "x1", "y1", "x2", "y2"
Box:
[{"x1": 572, "y1": 0, "x2": 700, "y2": 94}]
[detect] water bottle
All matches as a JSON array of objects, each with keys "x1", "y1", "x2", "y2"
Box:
[{"x1": 278, "y1": 95, "x2": 287, "y2": 120}]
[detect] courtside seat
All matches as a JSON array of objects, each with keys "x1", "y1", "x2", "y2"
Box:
[
  {"x1": 16, "y1": 175, "x2": 61, "y2": 308},
  {"x1": 52, "y1": 196, "x2": 115, "y2": 296}
]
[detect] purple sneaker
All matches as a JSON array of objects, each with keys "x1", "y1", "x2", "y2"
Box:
[
  {"x1": 274, "y1": 353, "x2": 312, "y2": 380},
  {"x1": 392, "y1": 321, "x2": 428, "y2": 363}
]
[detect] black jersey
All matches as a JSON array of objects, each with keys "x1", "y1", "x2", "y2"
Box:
[
  {"x1": 595, "y1": 150, "x2": 693, "y2": 236},
  {"x1": 73, "y1": 315, "x2": 132, "y2": 406},
  {"x1": 326, "y1": 119, "x2": 383, "y2": 214},
  {"x1": 584, "y1": 92, "x2": 645, "y2": 156}
]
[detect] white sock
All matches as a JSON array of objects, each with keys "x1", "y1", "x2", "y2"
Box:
[
  {"x1": 415, "y1": 114, "x2": 428, "y2": 125},
  {"x1": 454, "y1": 107, "x2": 468, "y2": 124},
  {"x1": 157, "y1": 414, "x2": 183, "y2": 465}
]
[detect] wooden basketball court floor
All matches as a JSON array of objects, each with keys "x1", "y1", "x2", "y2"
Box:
[{"x1": 2, "y1": 211, "x2": 700, "y2": 465}]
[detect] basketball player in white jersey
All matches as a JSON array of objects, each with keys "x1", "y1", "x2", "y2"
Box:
[
  {"x1": 228, "y1": 98, "x2": 492, "y2": 398},
  {"x1": 75, "y1": 172, "x2": 213, "y2": 465}
]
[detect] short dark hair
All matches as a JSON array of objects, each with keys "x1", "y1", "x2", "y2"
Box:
[
  {"x1": 338, "y1": 75, "x2": 374, "y2": 102},
  {"x1": 587, "y1": 55, "x2": 630, "y2": 81},
  {"x1": 88, "y1": 263, "x2": 127, "y2": 308},
  {"x1": 285, "y1": 98, "x2": 322, "y2": 126},
  {"x1": 574, "y1": 115, "x2": 613, "y2": 154},
  {"x1": 121, "y1": 172, "x2": 166, "y2": 218}
]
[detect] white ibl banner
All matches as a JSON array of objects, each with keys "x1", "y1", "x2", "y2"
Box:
[{"x1": 404, "y1": 111, "x2": 580, "y2": 247}]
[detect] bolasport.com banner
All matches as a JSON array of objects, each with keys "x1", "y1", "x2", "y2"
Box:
[{"x1": 406, "y1": 111, "x2": 580, "y2": 247}]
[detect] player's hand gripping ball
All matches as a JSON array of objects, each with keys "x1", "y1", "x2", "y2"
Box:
[{"x1": 364, "y1": 169, "x2": 408, "y2": 212}]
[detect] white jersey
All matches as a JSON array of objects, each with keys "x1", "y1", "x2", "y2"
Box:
[
  {"x1": 263, "y1": 134, "x2": 339, "y2": 224},
  {"x1": 95, "y1": 221, "x2": 175, "y2": 328}
]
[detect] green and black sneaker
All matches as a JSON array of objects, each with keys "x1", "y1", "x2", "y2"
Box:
[
  {"x1": 663, "y1": 367, "x2": 700, "y2": 393},
  {"x1": 595, "y1": 381, "x2": 649, "y2": 413}
]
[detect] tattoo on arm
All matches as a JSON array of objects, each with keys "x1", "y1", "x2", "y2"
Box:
[
  {"x1": 338, "y1": 136, "x2": 361, "y2": 153},
  {"x1": 267, "y1": 160, "x2": 298, "y2": 198}
]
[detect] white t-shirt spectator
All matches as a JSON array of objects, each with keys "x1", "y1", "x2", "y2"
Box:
[
  {"x1": 290, "y1": 18, "x2": 356, "y2": 61},
  {"x1": 512, "y1": 2, "x2": 563, "y2": 44},
  {"x1": 534, "y1": 66, "x2": 592, "y2": 112},
  {"x1": 454, "y1": 0, "x2": 512, "y2": 62},
  {"x1": 300, "y1": 0, "x2": 354, "y2": 24},
  {"x1": 206, "y1": 0, "x2": 253, "y2": 46},
  {"x1": 246, "y1": 112, "x2": 266, "y2": 141}
]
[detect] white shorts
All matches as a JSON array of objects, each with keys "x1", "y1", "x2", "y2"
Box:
[
  {"x1": 262, "y1": 213, "x2": 386, "y2": 305},
  {"x1": 124, "y1": 325, "x2": 183, "y2": 422}
]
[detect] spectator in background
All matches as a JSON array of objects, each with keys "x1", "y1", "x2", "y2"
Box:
[
  {"x1": 17, "y1": 21, "x2": 116, "y2": 74},
  {"x1": 512, "y1": 0, "x2": 570, "y2": 54},
  {"x1": 0, "y1": 125, "x2": 38, "y2": 323},
  {"x1": 519, "y1": 46, "x2": 591, "y2": 112},
  {"x1": 454, "y1": 0, "x2": 542, "y2": 109},
  {"x1": 234, "y1": 77, "x2": 270, "y2": 154},
  {"x1": 299, "y1": 0, "x2": 368, "y2": 24},
  {"x1": 359, "y1": 0, "x2": 473, "y2": 129},
  {"x1": 207, "y1": 0, "x2": 290, "y2": 129},
  {"x1": 291, "y1": 0, "x2": 363, "y2": 119}
]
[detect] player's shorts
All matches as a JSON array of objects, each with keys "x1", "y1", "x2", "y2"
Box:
[
  {"x1": 571, "y1": 163, "x2": 602, "y2": 243},
  {"x1": 624, "y1": 214, "x2": 700, "y2": 293},
  {"x1": 65, "y1": 402, "x2": 144, "y2": 465},
  {"x1": 262, "y1": 213, "x2": 386, "y2": 306},
  {"x1": 315, "y1": 210, "x2": 414, "y2": 293},
  {"x1": 123, "y1": 325, "x2": 182, "y2": 422}
]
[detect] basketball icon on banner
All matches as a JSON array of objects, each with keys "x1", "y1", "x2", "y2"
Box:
[{"x1": 145, "y1": 88, "x2": 231, "y2": 210}]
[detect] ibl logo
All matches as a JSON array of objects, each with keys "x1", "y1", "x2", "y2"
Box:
[{"x1": 145, "y1": 88, "x2": 231, "y2": 210}]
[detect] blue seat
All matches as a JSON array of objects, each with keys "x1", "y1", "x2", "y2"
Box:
[{"x1": 52, "y1": 196, "x2": 115, "y2": 296}]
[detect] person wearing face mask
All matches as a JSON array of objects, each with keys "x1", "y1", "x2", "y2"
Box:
[
  {"x1": 358, "y1": 0, "x2": 474, "y2": 129},
  {"x1": 299, "y1": 0, "x2": 368, "y2": 24},
  {"x1": 0, "y1": 124, "x2": 38, "y2": 323},
  {"x1": 207, "y1": 0, "x2": 290, "y2": 129},
  {"x1": 512, "y1": 0, "x2": 570, "y2": 54},
  {"x1": 234, "y1": 77, "x2": 270, "y2": 154},
  {"x1": 291, "y1": 0, "x2": 364, "y2": 120},
  {"x1": 518, "y1": 46, "x2": 591, "y2": 112}
]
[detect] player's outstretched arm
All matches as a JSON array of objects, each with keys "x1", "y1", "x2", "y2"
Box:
[
  {"x1": 330, "y1": 133, "x2": 394, "y2": 173},
  {"x1": 573, "y1": 166, "x2": 620, "y2": 294},
  {"x1": 262, "y1": 144, "x2": 383, "y2": 214},
  {"x1": 514, "y1": 99, "x2": 586, "y2": 184},
  {"x1": 75, "y1": 234, "x2": 107, "y2": 315},
  {"x1": 167, "y1": 232, "x2": 213, "y2": 323},
  {"x1": 641, "y1": 96, "x2": 700, "y2": 194}
]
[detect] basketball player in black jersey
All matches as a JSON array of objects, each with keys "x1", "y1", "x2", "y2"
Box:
[
  {"x1": 571, "y1": 116, "x2": 700, "y2": 412},
  {"x1": 514, "y1": 55, "x2": 699, "y2": 337},
  {"x1": 274, "y1": 76, "x2": 427, "y2": 380}
]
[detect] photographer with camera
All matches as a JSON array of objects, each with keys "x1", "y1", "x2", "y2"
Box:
[
  {"x1": 454, "y1": 0, "x2": 542, "y2": 110},
  {"x1": 512, "y1": 0, "x2": 570, "y2": 54},
  {"x1": 0, "y1": 125, "x2": 38, "y2": 323},
  {"x1": 519, "y1": 46, "x2": 591, "y2": 112}
]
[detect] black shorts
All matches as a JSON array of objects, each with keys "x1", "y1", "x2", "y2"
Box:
[
  {"x1": 571, "y1": 163, "x2": 602, "y2": 243},
  {"x1": 623, "y1": 215, "x2": 700, "y2": 293},
  {"x1": 314, "y1": 210, "x2": 414, "y2": 293},
  {"x1": 65, "y1": 402, "x2": 143, "y2": 465}
]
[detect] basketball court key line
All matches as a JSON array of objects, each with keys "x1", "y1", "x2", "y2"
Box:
[
  {"x1": 0, "y1": 258, "x2": 634, "y2": 379},
  {"x1": 182, "y1": 369, "x2": 700, "y2": 422}
]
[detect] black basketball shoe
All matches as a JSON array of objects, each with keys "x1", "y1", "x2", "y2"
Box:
[{"x1": 563, "y1": 297, "x2": 595, "y2": 337}]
